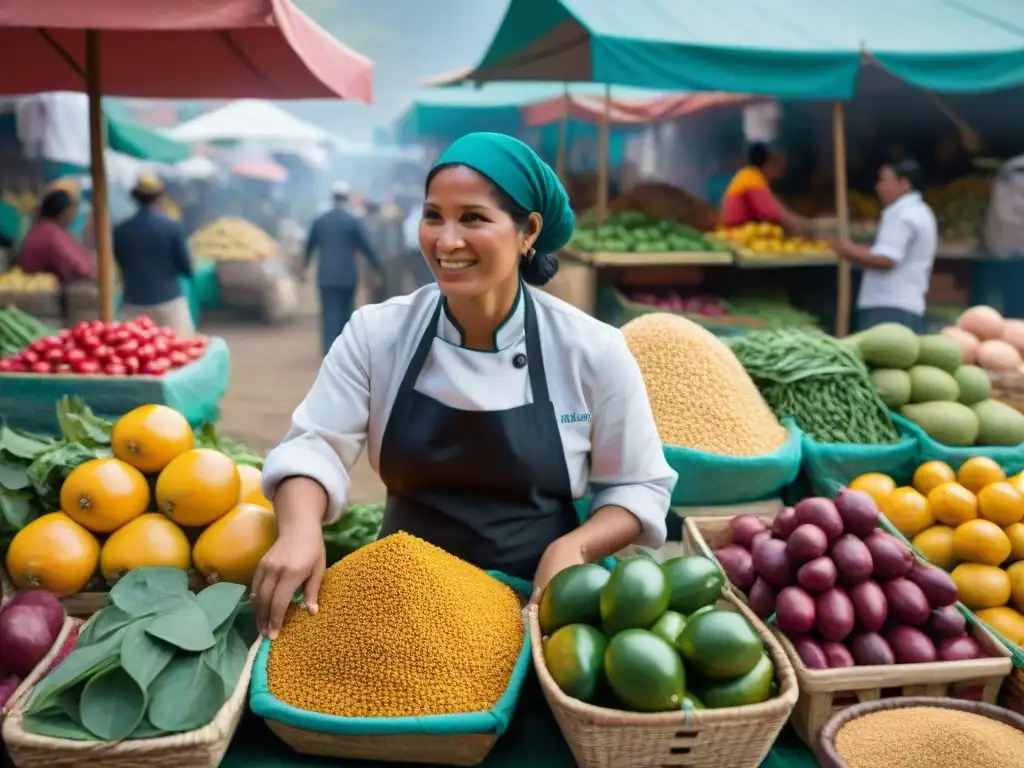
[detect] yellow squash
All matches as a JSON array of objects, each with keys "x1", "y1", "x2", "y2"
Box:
[
  {"x1": 100, "y1": 513, "x2": 192, "y2": 584},
  {"x1": 193, "y1": 503, "x2": 278, "y2": 585},
  {"x1": 6, "y1": 512, "x2": 100, "y2": 596}
]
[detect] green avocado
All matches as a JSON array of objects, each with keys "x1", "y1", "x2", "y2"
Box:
[
  {"x1": 650, "y1": 610, "x2": 688, "y2": 646},
  {"x1": 662, "y1": 556, "x2": 724, "y2": 615},
  {"x1": 676, "y1": 609, "x2": 764, "y2": 679},
  {"x1": 543, "y1": 624, "x2": 607, "y2": 703},
  {"x1": 604, "y1": 629, "x2": 685, "y2": 712},
  {"x1": 538, "y1": 563, "x2": 611, "y2": 635},
  {"x1": 696, "y1": 653, "x2": 775, "y2": 709},
  {"x1": 600, "y1": 557, "x2": 670, "y2": 636}
]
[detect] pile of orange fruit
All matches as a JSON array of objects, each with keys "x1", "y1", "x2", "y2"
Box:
[
  {"x1": 850, "y1": 457, "x2": 1024, "y2": 647},
  {"x1": 5, "y1": 404, "x2": 277, "y2": 597}
]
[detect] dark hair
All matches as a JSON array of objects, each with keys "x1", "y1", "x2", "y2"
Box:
[
  {"x1": 131, "y1": 189, "x2": 161, "y2": 206},
  {"x1": 425, "y1": 163, "x2": 559, "y2": 286},
  {"x1": 39, "y1": 190, "x2": 74, "y2": 221},
  {"x1": 885, "y1": 158, "x2": 923, "y2": 191},
  {"x1": 747, "y1": 142, "x2": 771, "y2": 168}
]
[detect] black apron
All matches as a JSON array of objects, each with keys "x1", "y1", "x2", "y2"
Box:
[{"x1": 377, "y1": 289, "x2": 578, "y2": 581}]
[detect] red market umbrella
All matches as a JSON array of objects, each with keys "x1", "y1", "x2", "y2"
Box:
[
  {"x1": 0, "y1": 0, "x2": 374, "y2": 320},
  {"x1": 233, "y1": 160, "x2": 288, "y2": 183}
]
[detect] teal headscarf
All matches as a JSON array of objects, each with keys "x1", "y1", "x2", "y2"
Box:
[{"x1": 430, "y1": 132, "x2": 574, "y2": 255}]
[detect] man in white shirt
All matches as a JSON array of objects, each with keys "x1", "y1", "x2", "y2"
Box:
[{"x1": 829, "y1": 159, "x2": 938, "y2": 333}]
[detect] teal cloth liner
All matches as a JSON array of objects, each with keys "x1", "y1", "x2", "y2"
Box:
[
  {"x1": 663, "y1": 418, "x2": 803, "y2": 506},
  {"x1": 893, "y1": 413, "x2": 1024, "y2": 476},
  {"x1": 249, "y1": 571, "x2": 534, "y2": 737},
  {"x1": 191, "y1": 260, "x2": 223, "y2": 310},
  {"x1": 802, "y1": 418, "x2": 919, "y2": 498},
  {"x1": 0, "y1": 336, "x2": 230, "y2": 433}
]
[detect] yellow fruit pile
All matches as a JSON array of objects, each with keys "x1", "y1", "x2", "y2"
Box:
[
  {"x1": 0, "y1": 267, "x2": 59, "y2": 293},
  {"x1": 716, "y1": 222, "x2": 830, "y2": 255},
  {"x1": 189, "y1": 217, "x2": 280, "y2": 262},
  {"x1": 851, "y1": 457, "x2": 1024, "y2": 646},
  {"x1": 4, "y1": 404, "x2": 277, "y2": 597}
]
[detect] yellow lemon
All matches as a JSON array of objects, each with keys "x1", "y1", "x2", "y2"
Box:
[
  {"x1": 911, "y1": 525, "x2": 958, "y2": 570},
  {"x1": 913, "y1": 461, "x2": 956, "y2": 496},
  {"x1": 883, "y1": 486, "x2": 934, "y2": 539},
  {"x1": 953, "y1": 519, "x2": 1012, "y2": 566},
  {"x1": 849, "y1": 473, "x2": 896, "y2": 510},
  {"x1": 1005, "y1": 522, "x2": 1024, "y2": 562},
  {"x1": 926, "y1": 482, "x2": 978, "y2": 527},
  {"x1": 957, "y1": 456, "x2": 1005, "y2": 494},
  {"x1": 977, "y1": 481, "x2": 1024, "y2": 527}
]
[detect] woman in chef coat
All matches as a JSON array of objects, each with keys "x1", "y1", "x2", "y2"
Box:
[{"x1": 252, "y1": 133, "x2": 677, "y2": 638}]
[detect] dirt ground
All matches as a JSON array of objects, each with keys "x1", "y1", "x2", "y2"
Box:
[{"x1": 201, "y1": 281, "x2": 386, "y2": 505}]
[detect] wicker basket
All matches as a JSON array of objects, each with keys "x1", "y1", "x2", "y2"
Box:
[
  {"x1": 1, "y1": 640, "x2": 260, "y2": 768},
  {"x1": 0, "y1": 617, "x2": 80, "y2": 724},
  {"x1": 529, "y1": 590, "x2": 798, "y2": 768},
  {"x1": 816, "y1": 696, "x2": 1024, "y2": 767},
  {"x1": 682, "y1": 516, "x2": 1015, "y2": 745},
  {"x1": 1002, "y1": 667, "x2": 1024, "y2": 715}
]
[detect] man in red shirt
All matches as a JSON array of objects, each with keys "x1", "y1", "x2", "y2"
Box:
[
  {"x1": 19, "y1": 189, "x2": 96, "y2": 284},
  {"x1": 720, "y1": 144, "x2": 808, "y2": 234}
]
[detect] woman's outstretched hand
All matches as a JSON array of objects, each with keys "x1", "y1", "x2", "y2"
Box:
[
  {"x1": 529, "y1": 535, "x2": 585, "y2": 606},
  {"x1": 251, "y1": 524, "x2": 326, "y2": 639}
]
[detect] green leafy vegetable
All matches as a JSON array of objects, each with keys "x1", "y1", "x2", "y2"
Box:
[
  {"x1": 146, "y1": 653, "x2": 225, "y2": 733},
  {"x1": 120, "y1": 623, "x2": 176, "y2": 690},
  {"x1": 145, "y1": 599, "x2": 216, "y2": 652},
  {"x1": 194, "y1": 582, "x2": 246, "y2": 632},
  {"x1": 78, "y1": 606, "x2": 135, "y2": 647},
  {"x1": 110, "y1": 567, "x2": 189, "y2": 617},
  {"x1": 79, "y1": 667, "x2": 146, "y2": 741}
]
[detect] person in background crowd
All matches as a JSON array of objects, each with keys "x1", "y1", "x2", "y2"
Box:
[
  {"x1": 827, "y1": 159, "x2": 937, "y2": 333},
  {"x1": 362, "y1": 201, "x2": 405, "y2": 302},
  {"x1": 720, "y1": 143, "x2": 810, "y2": 233},
  {"x1": 303, "y1": 181, "x2": 383, "y2": 356},
  {"x1": 113, "y1": 173, "x2": 195, "y2": 336},
  {"x1": 401, "y1": 199, "x2": 434, "y2": 289},
  {"x1": 19, "y1": 189, "x2": 96, "y2": 285}
]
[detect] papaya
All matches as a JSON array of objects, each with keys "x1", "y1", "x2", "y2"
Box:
[
  {"x1": 915, "y1": 335, "x2": 964, "y2": 373},
  {"x1": 908, "y1": 365, "x2": 960, "y2": 403},
  {"x1": 676, "y1": 608, "x2": 764, "y2": 679},
  {"x1": 543, "y1": 624, "x2": 606, "y2": 702},
  {"x1": 156, "y1": 449, "x2": 241, "y2": 528},
  {"x1": 604, "y1": 629, "x2": 685, "y2": 712},
  {"x1": 662, "y1": 556, "x2": 723, "y2": 615},
  {"x1": 900, "y1": 402, "x2": 979, "y2": 446},
  {"x1": 857, "y1": 323, "x2": 920, "y2": 369},
  {"x1": 600, "y1": 557, "x2": 670, "y2": 636},
  {"x1": 871, "y1": 369, "x2": 912, "y2": 409},
  {"x1": 696, "y1": 653, "x2": 775, "y2": 709},
  {"x1": 953, "y1": 365, "x2": 991, "y2": 405},
  {"x1": 539, "y1": 563, "x2": 610, "y2": 635},
  {"x1": 192, "y1": 503, "x2": 278, "y2": 585},
  {"x1": 971, "y1": 399, "x2": 1024, "y2": 446},
  {"x1": 6, "y1": 512, "x2": 100, "y2": 597},
  {"x1": 99, "y1": 513, "x2": 191, "y2": 584}
]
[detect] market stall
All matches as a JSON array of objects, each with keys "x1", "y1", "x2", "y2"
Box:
[{"x1": 0, "y1": 0, "x2": 374, "y2": 322}]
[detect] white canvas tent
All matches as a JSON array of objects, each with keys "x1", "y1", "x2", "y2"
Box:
[{"x1": 166, "y1": 99, "x2": 340, "y2": 148}]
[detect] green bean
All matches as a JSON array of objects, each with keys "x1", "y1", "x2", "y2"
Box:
[{"x1": 731, "y1": 328, "x2": 899, "y2": 445}]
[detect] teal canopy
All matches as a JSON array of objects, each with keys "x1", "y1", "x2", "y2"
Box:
[
  {"x1": 394, "y1": 82, "x2": 662, "y2": 142},
  {"x1": 103, "y1": 101, "x2": 191, "y2": 164},
  {"x1": 469, "y1": 0, "x2": 1024, "y2": 99}
]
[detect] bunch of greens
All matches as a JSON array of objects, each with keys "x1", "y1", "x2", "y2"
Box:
[
  {"x1": 23, "y1": 567, "x2": 257, "y2": 742},
  {"x1": 0, "y1": 397, "x2": 112, "y2": 548},
  {"x1": 193, "y1": 423, "x2": 264, "y2": 468},
  {"x1": 323, "y1": 503, "x2": 384, "y2": 564}
]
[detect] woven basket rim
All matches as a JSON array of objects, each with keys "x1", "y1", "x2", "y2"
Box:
[
  {"x1": 815, "y1": 695, "x2": 1024, "y2": 767},
  {"x1": 1, "y1": 639, "x2": 260, "y2": 753},
  {"x1": 529, "y1": 589, "x2": 798, "y2": 726}
]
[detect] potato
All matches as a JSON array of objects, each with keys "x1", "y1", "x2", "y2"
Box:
[
  {"x1": 886, "y1": 625, "x2": 937, "y2": 664},
  {"x1": 816, "y1": 587, "x2": 856, "y2": 642},
  {"x1": 850, "y1": 632, "x2": 895, "y2": 666},
  {"x1": 776, "y1": 586, "x2": 816, "y2": 634},
  {"x1": 748, "y1": 577, "x2": 777, "y2": 619},
  {"x1": 883, "y1": 578, "x2": 931, "y2": 626},
  {"x1": 797, "y1": 557, "x2": 837, "y2": 594},
  {"x1": 848, "y1": 581, "x2": 888, "y2": 632},
  {"x1": 906, "y1": 562, "x2": 958, "y2": 608},
  {"x1": 771, "y1": 507, "x2": 799, "y2": 540},
  {"x1": 926, "y1": 605, "x2": 967, "y2": 639},
  {"x1": 830, "y1": 534, "x2": 874, "y2": 585},
  {"x1": 865, "y1": 530, "x2": 913, "y2": 580},
  {"x1": 834, "y1": 488, "x2": 881, "y2": 538},
  {"x1": 751, "y1": 537, "x2": 794, "y2": 589},
  {"x1": 730, "y1": 515, "x2": 768, "y2": 549},
  {"x1": 714, "y1": 544, "x2": 756, "y2": 592},
  {"x1": 821, "y1": 641, "x2": 855, "y2": 668},
  {"x1": 787, "y1": 525, "x2": 829, "y2": 562},
  {"x1": 937, "y1": 635, "x2": 983, "y2": 662},
  {"x1": 791, "y1": 635, "x2": 828, "y2": 669},
  {"x1": 793, "y1": 497, "x2": 844, "y2": 543}
]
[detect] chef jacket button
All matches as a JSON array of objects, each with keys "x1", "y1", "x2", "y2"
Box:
[{"x1": 513, "y1": 353, "x2": 528, "y2": 369}]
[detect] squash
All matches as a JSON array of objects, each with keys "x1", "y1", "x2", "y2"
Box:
[
  {"x1": 856, "y1": 322, "x2": 920, "y2": 369},
  {"x1": 6, "y1": 512, "x2": 100, "y2": 596},
  {"x1": 193, "y1": 503, "x2": 278, "y2": 586},
  {"x1": 99, "y1": 513, "x2": 191, "y2": 584}
]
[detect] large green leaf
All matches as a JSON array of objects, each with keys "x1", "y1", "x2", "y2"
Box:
[
  {"x1": 145, "y1": 599, "x2": 215, "y2": 652},
  {"x1": 79, "y1": 666, "x2": 146, "y2": 742},
  {"x1": 146, "y1": 654, "x2": 226, "y2": 733},
  {"x1": 120, "y1": 622, "x2": 176, "y2": 691},
  {"x1": 194, "y1": 582, "x2": 246, "y2": 632},
  {"x1": 110, "y1": 567, "x2": 189, "y2": 617}
]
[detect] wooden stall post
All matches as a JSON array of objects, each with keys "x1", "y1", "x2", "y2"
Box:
[
  {"x1": 556, "y1": 84, "x2": 569, "y2": 182},
  {"x1": 86, "y1": 30, "x2": 115, "y2": 322},
  {"x1": 596, "y1": 83, "x2": 611, "y2": 224},
  {"x1": 832, "y1": 102, "x2": 851, "y2": 337}
]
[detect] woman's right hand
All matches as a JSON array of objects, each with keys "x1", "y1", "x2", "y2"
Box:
[{"x1": 251, "y1": 524, "x2": 326, "y2": 640}]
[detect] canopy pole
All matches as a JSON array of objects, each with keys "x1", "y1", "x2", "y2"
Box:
[
  {"x1": 556, "y1": 84, "x2": 569, "y2": 182},
  {"x1": 833, "y1": 101, "x2": 851, "y2": 338},
  {"x1": 86, "y1": 30, "x2": 114, "y2": 323},
  {"x1": 596, "y1": 83, "x2": 611, "y2": 224}
]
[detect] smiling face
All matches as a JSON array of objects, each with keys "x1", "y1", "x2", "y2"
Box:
[{"x1": 420, "y1": 165, "x2": 540, "y2": 300}]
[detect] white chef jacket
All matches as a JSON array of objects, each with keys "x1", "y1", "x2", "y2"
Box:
[
  {"x1": 858, "y1": 191, "x2": 938, "y2": 315},
  {"x1": 262, "y1": 283, "x2": 677, "y2": 548}
]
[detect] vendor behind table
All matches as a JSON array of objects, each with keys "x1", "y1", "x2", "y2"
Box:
[
  {"x1": 252, "y1": 132, "x2": 676, "y2": 639},
  {"x1": 720, "y1": 143, "x2": 811, "y2": 235}
]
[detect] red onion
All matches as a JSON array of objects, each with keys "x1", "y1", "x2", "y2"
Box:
[
  {"x1": 1, "y1": 590, "x2": 65, "y2": 636},
  {"x1": 0, "y1": 604, "x2": 60, "y2": 678}
]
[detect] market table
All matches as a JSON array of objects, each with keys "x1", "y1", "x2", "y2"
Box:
[{"x1": 223, "y1": 691, "x2": 820, "y2": 768}]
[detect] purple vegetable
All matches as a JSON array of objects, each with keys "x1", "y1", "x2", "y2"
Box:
[
  {"x1": 830, "y1": 534, "x2": 875, "y2": 585},
  {"x1": 730, "y1": 515, "x2": 768, "y2": 549},
  {"x1": 848, "y1": 581, "x2": 888, "y2": 632},
  {"x1": 0, "y1": 605, "x2": 59, "y2": 679},
  {"x1": 907, "y1": 563, "x2": 958, "y2": 608},
  {"x1": 776, "y1": 586, "x2": 817, "y2": 634},
  {"x1": 752, "y1": 537, "x2": 794, "y2": 589},
  {"x1": 834, "y1": 488, "x2": 881, "y2": 537},
  {"x1": 0, "y1": 674, "x2": 19, "y2": 711},
  {"x1": 748, "y1": 577, "x2": 777, "y2": 619},
  {"x1": 937, "y1": 636, "x2": 984, "y2": 662},
  {"x1": 793, "y1": 497, "x2": 844, "y2": 543},
  {"x1": 850, "y1": 632, "x2": 896, "y2": 666},
  {"x1": 883, "y1": 578, "x2": 931, "y2": 626},
  {"x1": 787, "y1": 525, "x2": 829, "y2": 562},
  {"x1": 865, "y1": 530, "x2": 913, "y2": 580},
  {"x1": 927, "y1": 605, "x2": 967, "y2": 639},
  {"x1": 821, "y1": 641, "x2": 855, "y2": 668},
  {"x1": 797, "y1": 557, "x2": 838, "y2": 594},
  {"x1": 0, "y1": 591, "x2": 64, "y2": 637},
  {"x1": 886, "y1": 625, "x2": 937, "y2": 664},
  {"x1": 792, "y1": 635, "x2": 829, "y2": 669},
  {"x1": 816, "y1": 587, "x2": 856, "y2": 642},
  {"x1": 772, "y1": 507, "x2": 799, "y2": 540},
  {"x1": 714, "y1": 544, "x2": 756, "y2": 592}
]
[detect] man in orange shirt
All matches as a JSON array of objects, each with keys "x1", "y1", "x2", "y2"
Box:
[{"x1": 720, "y1": 144, "x2": 808, "y2": 233}]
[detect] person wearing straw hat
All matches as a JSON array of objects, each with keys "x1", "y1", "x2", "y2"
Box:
[
  {"x1": 113, "y1": 173, "x2": 195, "y2": 336},
  {"x1": 252, "y1": 132, "x2": 676, "y2": 639}
]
